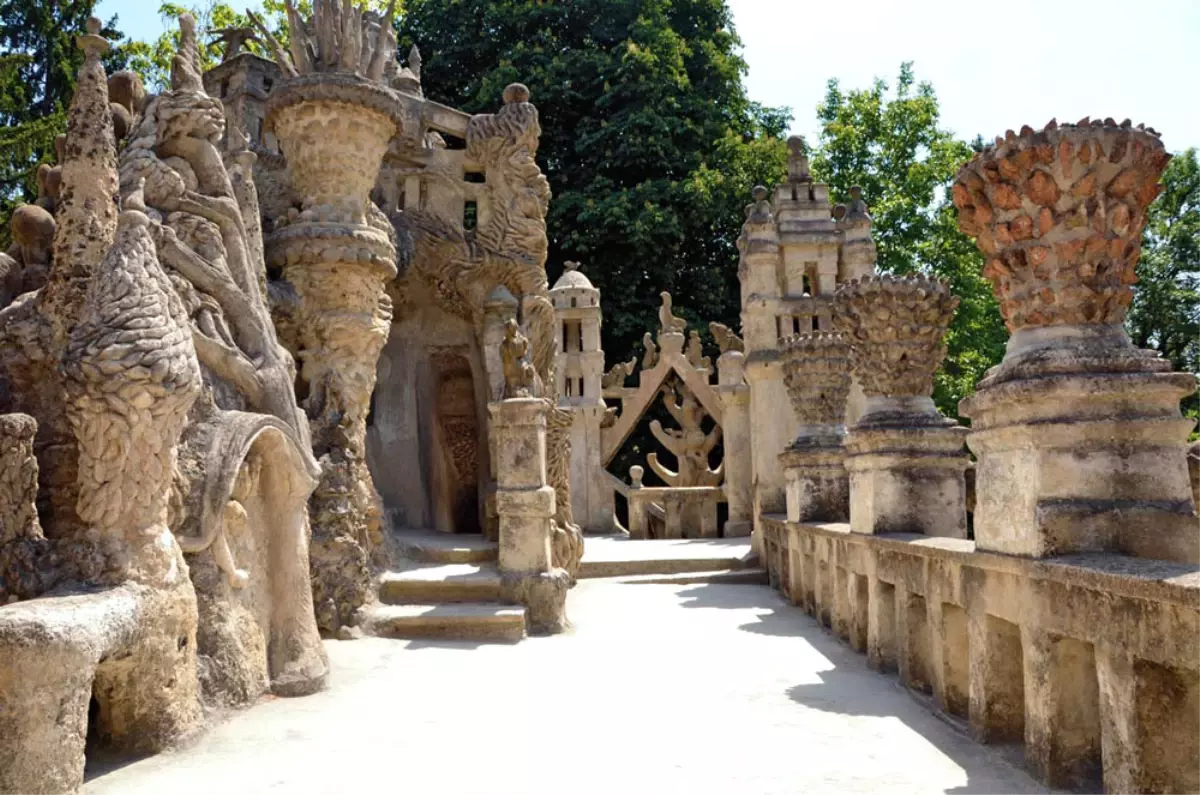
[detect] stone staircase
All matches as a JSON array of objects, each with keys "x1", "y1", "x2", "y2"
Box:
[{"x1": 359, "y1": 532, "x2": 528, "y2": 643}]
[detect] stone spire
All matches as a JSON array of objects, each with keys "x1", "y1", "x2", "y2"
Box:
[{"x1": 50, "y1": 16, "x2": 118, "y2": 289}]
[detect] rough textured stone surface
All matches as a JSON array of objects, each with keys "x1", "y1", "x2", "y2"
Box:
[
  {"x1": 833, "y1": 274, "x2": 959, "y2": 401},
  {"x1": 952, "y1": 118, "x2": 1171, "y2": 331},
  {"x1": 956, "y1": 120, "x2": 1196, "y2": 564},
  {"x1": 0, "y1": 413, "x2": 53, "y2": 602}
]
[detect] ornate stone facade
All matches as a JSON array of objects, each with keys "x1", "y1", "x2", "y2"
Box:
[{"x1": 739, "y1": 137, "x2": 877, "y2": 551}]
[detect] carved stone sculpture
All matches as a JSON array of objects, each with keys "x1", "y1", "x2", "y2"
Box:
[
  {"x1": 779, "y1": 332, "x2": 853, "y2": 522},
  {"x1": 952, "y1": 118, "x2": 1169, "y2": 332},
  {"x1": 258, "y1": 0, "x2": 406, "y2": 631},
  {"x1": 501, "y1": 318, "x2": 537, "y2": 398},
  {"x1": 602, "y1": 357, "x2": 637, "y2": 389},
  {"x1": 709, "y1": 321, "x2": 745, "y2": 354},
  {"x1": 658, "y1": 291, "x2": 687, "y2": 334},
  {"x1": 0, "y1": 413, "x2": 51, "y2": 602},
  {"x1": 955, "y1": 119, "x2": 1197, "y2": 562},
  {"x1": 833, "y1": 273, "x2": 960, "y2": 403},
  {"x1": 834, "y1": 274, "x2": 968, "y2": 537},
  {"x1": 642, "y1": 331, "x2": 659, "y2": 370},
  {"x1": 647, "y1": 380, "x2": 723, "y2": 488},
  {"x1": 782, "y1": 332, "x2": 853, "y2": 428}
]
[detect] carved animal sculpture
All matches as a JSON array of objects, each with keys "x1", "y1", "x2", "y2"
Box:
[
  {"x1": 709, "y1": 322, "x2": 745, "y2": 354},
  {"x1": 658, "y1": 291, "x2": 687, "y2": 334}
]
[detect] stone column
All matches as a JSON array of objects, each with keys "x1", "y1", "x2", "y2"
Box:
[
  {"x1": 489, "y1": 398, "x2": 569, "y2": 634},
  {"x1": 738, "y1": 186, "x2": 790, "y2": 550},
  {"x1": 264, "y1": 73, "x2": 402, "y2": 630},
  {"x1": 779, "y1": 332, "x2": 852, "y2": 522},
  {"x1": 953, "y1": 119, "x2": 1197, "y2": 563},
  {"x1": 716, "y1": 350, "x2": 752, "y2": 536},
  {"x1": 835, "y1": 275, "x2": 968, "y2": 537}
]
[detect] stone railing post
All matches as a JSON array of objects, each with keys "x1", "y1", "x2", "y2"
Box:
[
  {"x1": 953, "y1": 119, "x2": 1197, "y2": 562},
  {"x1": 626, "y1": 465, "x2": 649, "y2": 539},
  {"x1": 716, "y1": 350, "x2": 752, "y2": 536},
  {"x1": 835, "y1": 275, "x2": 968, "y2": 537},
  {"x1": 489, "y1": 397, "x2": 569, "y2": 634},
  {"x1": 779, "y1": 332, "x2": 853, "y2": 522}
]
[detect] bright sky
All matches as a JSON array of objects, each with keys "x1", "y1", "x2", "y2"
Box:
[{"x1": 99, "y1": 0, "x2": 1200, "y2": 153}]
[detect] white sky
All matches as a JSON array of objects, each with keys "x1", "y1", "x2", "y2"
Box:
[{"x1": 100, "y1": 0, "x2": 1200, "y2": 152}]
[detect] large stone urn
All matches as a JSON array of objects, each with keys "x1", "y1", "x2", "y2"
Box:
[
  {"x1": 954, "y1": 119, "x2": 1197, "y2": 562},
  {"x1": 262, "y1": 7, "x2": 406, "y2": 630},
  {"x1": 834, "y1": 274, "x2": 968, "y2": 538},
  {"x1": 779, "y1": 331, "x2": 853, "y2": 523}
]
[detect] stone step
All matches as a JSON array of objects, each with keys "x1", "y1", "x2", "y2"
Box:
[
  {"x1": 611, "y1": 568, "x2": 769, "y2": 586},
  {"x1": 378, "y1": 564, "x2": 504, "y2": 604},
  {"x1": 393, "y1": 531, "x2": 499, "y2": 564},
  {"x1": 578, "y1": 537, "x2": 758, "y2": 579},
  {"x1": 361, "y1": 603, "x2": 526, "y2": 643}
]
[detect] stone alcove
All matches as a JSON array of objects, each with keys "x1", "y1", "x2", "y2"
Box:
[{"x1": 366, "y1": 303, "x2": 492, "y2": 535}]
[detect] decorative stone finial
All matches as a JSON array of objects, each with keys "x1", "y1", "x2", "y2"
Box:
[
  {"x1": 833, "y1": 274, "x2": 959, "y2": 399},
  {"x1": 503, "y1": 83, "x2": 531, "y2": 104},
  {"x1": 951, "y1": 118, "x2": 1170, "y2": 331},
  {"x1": 501, "y1": 318, "x2": 537, "y2": 398},
  {"x1": 170, "y1": 13, "x2": 205, "y2": 92},
  {"x1": 408, "y1": 44, "x2": 422, "y2": 79},
  {"x1": 77, "y1": 16, "x2": 108, "y2": 57},
  {"x1": 781, "y1": 332, "x2": 853, "y2": 427},
  {"x1": 564, "y1": 260, "x2": 579, "y2": 272},
  {"x1": 787, "y1": 135, "x2": 811, "y2": 183},
  {"x1": 658, "y1": 291, "x2": 687, "y2": 334},
  {"x1": 751, "y1": 185, "x2": 769, "y2": 202}
]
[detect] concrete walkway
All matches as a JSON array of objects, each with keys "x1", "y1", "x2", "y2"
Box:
[{"x1": 85, "y1": 581, "x2": 1049, "y2": 795}]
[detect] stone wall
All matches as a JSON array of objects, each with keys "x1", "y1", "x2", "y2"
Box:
[{"x1": 762, "y1": 516, "x2": 1199, "y2": 793}]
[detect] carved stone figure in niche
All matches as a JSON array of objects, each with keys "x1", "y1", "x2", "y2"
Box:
[
  {"x1": 502, "y1": 318, "x2": 538, "y2": 398},
  {"x1": 642, "y1": 332, "x2": 659, "y2": 370},
  {"x1": 602, "y1": 357, "x2": 637, "y2": 389},
  {"x1": 658, "y1": 291, "x2": 687, "y2": 334},
  {"x1": 647, "y1": 379, "x2": 723, "y2": 488}
]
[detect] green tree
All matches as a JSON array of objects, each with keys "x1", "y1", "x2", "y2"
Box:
[
  {"x1": 810, "y1": 63, "x2": 1006, "y2": 418},
  {"x1": 399, "y1": 0, "x2": 790, "y2": 362},
  {"x1": 1128, "y1": 147, "x2": 1200, "y2": 423},
  {"x1": 0, "y1": 0, "x2": 127, "y2": 247}
]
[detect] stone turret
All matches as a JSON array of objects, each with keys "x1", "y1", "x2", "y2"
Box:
[
  {"x1": 738, "y1": 135, "x2": 877, "y2": 548},
  {"x1": 551, "y1": 262, "x2": 610, "y2": 533}
]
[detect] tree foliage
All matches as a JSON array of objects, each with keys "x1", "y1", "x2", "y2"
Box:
[
  {"x1": 1128, "y1": 147, "x2": 1200, "y2": 423},
  {"x1": 810, "y1": 63, "x2": 1007, "y2": 419},
  {"x1": 400, "y1": 0, "x2": 789, "y2": 362}
]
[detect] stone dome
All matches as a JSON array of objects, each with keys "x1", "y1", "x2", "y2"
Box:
[{"x1": 551, "y1": 266, "x2": 595, "y2": 291}]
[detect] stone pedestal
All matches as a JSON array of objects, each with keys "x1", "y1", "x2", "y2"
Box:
[
  {"x1": 952, "y1": 119, "x2": 1197, "y2": 563},
  {"x1": 782, "y1": 431, "x2": 848, "y2": 523},
  {"x1": 488, "y1": 398, "x2": 568, "y2": 634},
  {"x1": 961, "y1": 326, "x2": 1197, "y2": 561},
  {"x1": 845, "y1": 399, "x2": 968, "y2": 538},
  {"x1": 833, "y1": 276, "x2": 967, "y2": 538}
]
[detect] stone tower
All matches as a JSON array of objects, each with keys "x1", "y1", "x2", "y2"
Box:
[
  {"x1": 738, "y1": 135, "x2": 876, "y2": 544},
  {"x1": 550, "y1": 262, "x2": 610, "y2": 533},
  {"x1": 202, "y1": 51, "x2": 281, "y2": 152}
]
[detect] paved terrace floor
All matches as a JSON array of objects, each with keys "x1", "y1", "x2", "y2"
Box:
[{"x1": 84, "y1": 579, "x2": 1050, "y2": 795}]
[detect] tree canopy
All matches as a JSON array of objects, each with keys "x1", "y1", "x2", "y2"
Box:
[
  {"x1": 1128, "y1": 147, "x2": 1200, "y2": 424},
  {"x1": 810, "y1": 62, "x2": 1007, "y2": 419},
  {"x1": 400, "y1": 0, "x2": 790, "y2": 362}
]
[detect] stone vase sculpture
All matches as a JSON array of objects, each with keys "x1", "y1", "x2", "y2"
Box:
[
  {"x1": 954, "y1": 119, "x2": 1197, "y2": 562},
  {"x1": 779, "y1": 332, "x2": 853, "y2": 522},
  {"x1": 834, "y1": 274, "x2": 968, "y2": 537},
  {"x1": 259, "y1": 0, "x2": 404, "y2": 630}
]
